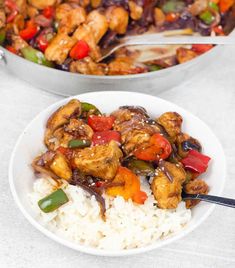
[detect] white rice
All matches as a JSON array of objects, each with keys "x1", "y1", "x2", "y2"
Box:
[{"x1": 29, "y1": 177, "x2": 191, "y2": 250}]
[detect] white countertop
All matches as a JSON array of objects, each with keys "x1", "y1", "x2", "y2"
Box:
[{"x1": 1, "y1": 47, "x2": 235, "y2": 268}]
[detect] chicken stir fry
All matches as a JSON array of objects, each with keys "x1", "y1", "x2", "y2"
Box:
[
  {"x1": 1, "y1": 0, "x2": 235, "y2": 75},
  {"x1": 32, "y1": 99, "x2": 211, "y2": 216}
]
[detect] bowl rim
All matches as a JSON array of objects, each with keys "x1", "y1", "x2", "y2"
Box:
[
  {"x1": 0, "y1": 42, "x2": 221, "y2": 81},
  {"x1": 8, "y1": 91, "x2": 227, "y2": 257}
]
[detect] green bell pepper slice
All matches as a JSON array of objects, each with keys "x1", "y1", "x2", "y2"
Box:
[
  {"x1": 21, "y1": 46, "x2": 54, "y2": 67},
  {"x1": 68, "y1": 139, "x2": 91, "y2": 148},
  {"x1": 0, "y1": 29, "x2": 5, "y2": 45},
  {"x1": 127, "y1": 159, "x2": 155, "y2": 176},
  {"x1": 199, "y1": 10, "x2": 215, "y2": 25},
  {"x1": 38, "y1": 189, "x2": 69, "y2": 213}
]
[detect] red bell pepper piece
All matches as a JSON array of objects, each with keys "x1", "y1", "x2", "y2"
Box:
[
  {"x1": 192, "y1": 44, "x2": 213, "y2": 54},
  {"x1": 5, "y1": 45, "x2": 17, "y2": 54},
  {"x1": 19, "y1": 21, "x2": 39, "y2": 41},
  {"x1": 213, "y1": 25, "x2": 225, "y2": 36},
  {"x1": 181, "y1": 149, "x2": 211, "y2": 174},
  {"x1": 42, "y1": 6, "x2": 55, "y2": 19},
  {"x1": 219, "y1": 0, "x2": 235, "y2": 13},
  {"x1": 88, "y1": 115, "x2": 115, "y2": 132},
  {"x1": 134, "y1": 133, "x2": 172, "y2": 161},
  {"x1": 92, "y1": 130, "x2": 121, "y2": 145},
  {"x1": 69, "y1": 40, "x2": 90, "y2": 60},
  {"x1": 36, "y1": 34, "x2": 49, "y2": 52}
]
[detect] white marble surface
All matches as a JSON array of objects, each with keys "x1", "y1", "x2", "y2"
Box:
[{"x1": 0, "y1": 47, "x2": 235, "y2": 268}]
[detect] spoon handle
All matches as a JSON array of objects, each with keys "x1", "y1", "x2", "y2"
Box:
[
  {"x1": 124, "y1": 35, "x2": 235, "y2": 45},
  {"x1": 182, "y1": 193, "x2": 235, "y2": 208}
]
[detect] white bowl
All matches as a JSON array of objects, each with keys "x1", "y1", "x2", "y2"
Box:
[{"x1": 9, "y1": 91, "x2": 226, "y2": 256}]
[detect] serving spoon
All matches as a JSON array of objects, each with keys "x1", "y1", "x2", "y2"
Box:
[
  {"x1": 99, "y1": 30, "x2": 235, "y2": 61},
  {"x1": 182, "y1": 191, "x2": 235, "y2": 208}
]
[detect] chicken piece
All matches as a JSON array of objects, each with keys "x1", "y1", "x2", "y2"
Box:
[
  {"x1": 44, "y1": 99, "x2": 81, "y2": 149},
  {"x1": 16, "y1": 0, "x2": 27, "y2": 17},
  {"x1": 108, "y1": 57, "x2": 147, "y2": 75},
  {"x1": 189, "y1": 0, "x2": 208, "y2": 16},
  {"x1": 86, "y1": 10, "x2": 108, "y2": 43},
  {"x1": 12, "y1": 14, "x2": 25, "y2": 34},
  {"x1": 176, "y1": 133, "x2": 202, "y2": 158},
  {"x1": 49, "y1": 153, "x2": 72, "y2": 180},
  {"x1": 70, "y1": 57, "x2": 108, "y2": 75},
  {"x1": 55, "y1": 3, "x2": 72, "y2": 21},
  {"x1": 106, "y1": 6, "x2": 129, "y2": 34},
  {"x1": 176, "y1": 47, "x2": 198, "y2": 64},
  {"x1": 157, "y1": 112, "x2": 183, "y2": 142},
  {"x1": 184, "y1": 179, "x2": 209, "y2": 208},
  {"x1": 151, "y1": 161, "x2": 187, "y2": 209},
  {"x1": 73, "y1": 140, "x2": 123, "y2": 180},
  {"x1": 0, "y1": 9, "x2": 6, "y2": 29},
  {"x1": 112, "y1": 106, "x2": 148, "y2": 126},
  {"x1": 52, "y1": 118, "x2": 94, "y2": 148},
  {"x1": 28, "y1": 0, "x2": 57, "y2": 10},
  {"x1": 32, "y1": 151, "x2": 72, "y2": 181},
  {"x1": 45, "y1": 33, "x2": 76, "y2": 64},
  {"x1": 154, "y1": 7, "x2": 166, "y2": 27},
  {"x1": 73, "y1": 24, "x2": 101, "y2": 60},
  {"x1": 129, "y1": 1, "x2": 143, "y2": 20},
  {"x1": 58, "y1": 7, "x2": 86, "y2": 34},
  {"x1": 27, "y1": 5, "x2": 39, "y2": 18},
  {"x1": 112, "y1": 106, "x2": 160, "y2": 154},
  {"x1": 91, "y1": 0, "x2": 102, "y2": 8},
  {"x1": 11, "y1": 35, "x2": 28, "y2": 51}
]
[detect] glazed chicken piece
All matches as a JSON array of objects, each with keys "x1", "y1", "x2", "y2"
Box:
[
  {"x1": 45, "y1": 32, "x2": 76, "y2": 64},
  {"x1": 16, "y1": 0, "x2": 27, "y2": 17},
  {"x1": 91, "y1": 0, "x2": 102, "y2": 8},
  {"x1": 70, "y1": 57, "x2": 108, "y2": 75},
  {"x1": 55, "y1": 3, "x2": 72, "y2": 21},
  {"x1": 0, "y1": 9, "x2": 6, "y2": 29},
  {"x1": 73, "y1": 24, "x2": 101, "y2": 60},
  {"x1": 86, "y1": 10, "x2": 108, "y2": 43},
  {"x1": 27, "y1": 5, "x2": 39, "y2": 18},
  {"x1": 10, "y1": 35, "x2": 28, "y2": 51},
  {"x1": 112, "y1": 106, "x2": 160, "y2": 154},
  {"x1": 28, "y1": 0, "x2": 57, "y2": 10},
  {"x1": 106, "y1": 6, "x2": 129, "y2": 34},
  {"x1": 44, "y1": 99, "x2": 81, "y2": 149},
  {"x1": 32, "y1": 151, "x2": 72, "y2": 181},
  {"x1": 184, "y1": 179, "x2": 209, "y2": 208},
  {"x1": 73, "y1": 140, "x2": 123, "y2": 180},
  {"x1": 189, "y1": 0, "x2": 208, "y2": 16},
  {"x1": 157, "y1": 112, "x2": 183, "y2": 142},
  {"x1": 53, "y1": 118, "x2": 93, "y2": 148},
  {"x1": 128, "y1": 1, "x2": 143, "y2": 20},
  {"x1": 176, "y1": 47, "x2": 198, "y2": 64},
  {"x1": 151, "y1": 161, "x2": 187, "y2": 209},
  {"x1": 58, "y1": 7, "x2": 86, "y2": 34},
  {"x1": 108, "y1": 57, "x2": 147, "y2": 75}
]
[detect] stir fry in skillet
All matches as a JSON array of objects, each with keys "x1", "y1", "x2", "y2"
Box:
[
  {"x1": 1, "y1": 0, "x2": 235, "y2": 75},
  {"x1": 32, "y1": 99, "x2": 211, "y2": 217}
]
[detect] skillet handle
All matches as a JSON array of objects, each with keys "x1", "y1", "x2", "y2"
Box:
[{"x1": 0, "y1": 49, "x2": 6, "y2": 65}]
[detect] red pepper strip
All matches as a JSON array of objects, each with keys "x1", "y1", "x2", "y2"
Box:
[
  {"x1": 37, "y1": 34, "x2": 48, "y2": 52},
  {"x1": 88, "y1": 115, "x2": 115, "y2": 132},
  {"x1": 5, "y1": 45, "x2": 17, "y2": 54},
  {"x1": 6, "y1": 9, "x2": 18, "y2": 23},
  {"x1": 219, "y1": 0, "x2": 235, "y2": 13},
  {"x1": 92, "y1": 130, "x2": 121, "y2": 145},
  {"x1": 181, "y1": 149, "x2": 211, "y2": 174},
  {"x1": 42, "y1": 6, "x2": 55, "y2": 19},
  {"x1": 69, "y1": 40, "x2": 90, "y2": 60},
  {"x1": 191, "y1": 44, "x2": 213, "y2": 54},
  {"x1": 134, "y1": 133, "x2": 172, "y2": 161},
  {"x1": 213, "y1": 25, "x2": 225, "y2": 36},
  {"x1": 19, "y1": 21, "x2": 39, "y2": 41}
]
